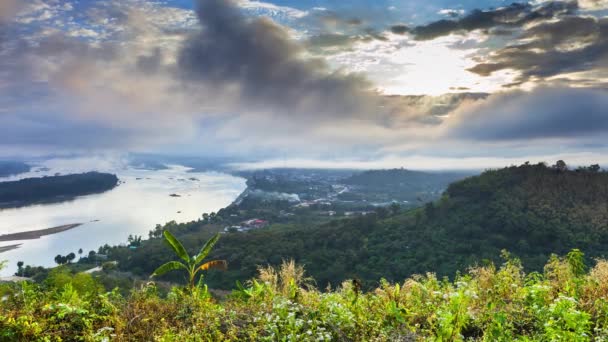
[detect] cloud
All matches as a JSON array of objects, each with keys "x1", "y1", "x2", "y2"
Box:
[
  {"x1": 0, "y1": 0, "x2": 22, "y2": 22},
  {"x1": 1, "y1": 0, "x2": 395, "y2": 156},
  {"x1": 235, "y1": 0, "x2": 309, "y2": 20},
  {"x1": 0, "y1": 0, "x2": 205, "y2": 153},
  {"x1": 437, "y1": 9, "x2": 465, "y2": 18},
  {"x1": 390, "y1": 24, "x2": 409, "y2": 35},
  {"x1": 2, "y1": 0, "x2": 607, "y2": 165},
  {"x1": 468, "y1": 16, "x2": 608, "y2": 84},
  {"x1": 409, "y1": 1, "x2": 577, "y2": 41},
  {"x1": 537, "y1": 0, "x2": 607, "y2": 11},
  {"x1": 572, "y1": 0, "x2": 608, "y2": 10},
  {"x1": 446, "y1": 87, "x2": 608, "y2": 141},
  {"x1": 177, "y1": 0, "x2": 380, "y2": 120}
]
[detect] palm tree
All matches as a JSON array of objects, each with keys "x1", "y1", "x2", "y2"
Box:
[
  {"x1": 151, "y1": 230, "x2": 226, "y2": 289},
  {"x1": 66, "y1": 252, "x2": 76, "y2": 264}
]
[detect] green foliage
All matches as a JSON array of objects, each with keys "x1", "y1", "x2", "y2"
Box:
[
  {"x1": 3, "y1": 251, "x2": 608, "y2": 340},
  {"x1": 151, "y1": 230, "x2": 227, "y2": 289}
]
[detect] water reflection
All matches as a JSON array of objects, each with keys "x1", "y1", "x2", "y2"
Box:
[{"x1": 0, "y1": 165, "x2": 246, "y2": 276}]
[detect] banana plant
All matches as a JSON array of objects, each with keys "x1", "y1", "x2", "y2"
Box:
[{"x1": 151, "y1": 230, "x2": 227, "y2": 289}]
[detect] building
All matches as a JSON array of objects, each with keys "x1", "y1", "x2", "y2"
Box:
[{"x1": 224, "y1": 218, "x2": 269, "y2": 233}]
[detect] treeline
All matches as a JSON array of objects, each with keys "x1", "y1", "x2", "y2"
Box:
[{"x1": 0, "y1": 172, "x2": 119, "y2": 208}]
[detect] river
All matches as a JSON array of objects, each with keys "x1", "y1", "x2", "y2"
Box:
[{"x1": 0, "y1": 163, "x2": 246, "y2": 276}]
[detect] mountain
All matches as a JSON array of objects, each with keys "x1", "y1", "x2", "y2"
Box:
[{"x1": 207, "y1": 162, "x2": 608, "y2": 288}]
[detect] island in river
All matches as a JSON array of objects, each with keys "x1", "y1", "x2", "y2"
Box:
[
  {"x1": 0, "y1": 172, "x2": 119, "y2": 209},
  {"x1": 0, "y1": 223, "x2": 83, "y2": 243}
]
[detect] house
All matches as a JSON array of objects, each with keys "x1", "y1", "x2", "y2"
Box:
[
  {"x1": 242, "y1": 219, "x2": 269, "y2": 229},
  {"x1": 224, "y1": 219, "x2": 269, "y2": 233}
]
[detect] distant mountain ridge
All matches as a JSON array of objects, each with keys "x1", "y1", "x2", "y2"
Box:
[{"x1": 341, "y1": 168, "x2": 470, "y2": 203}]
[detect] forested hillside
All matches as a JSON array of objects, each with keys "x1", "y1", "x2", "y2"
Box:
[{"x1": 113, "y1": 162, "x2": 608, "y2": 290}]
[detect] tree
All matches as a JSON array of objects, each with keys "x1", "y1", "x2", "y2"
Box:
[
  {"x1": 151, "y1": 230, "x2": 227, "y2": 289},
  {"x1": 78, "y1": 248, "x2": 83, "y2": 258},
  {"x1": 16, "y1": 261, "x2": 24, "y2": 276},
  {"x1": 54, "y1": 254, "x2": 63, "y2": 265},
  {"x1": 553, "y1": 160, "x2": 568, "y2": 172},
  {"x1": 66, "y1": 252, "x2": 76, "y2": 264}
]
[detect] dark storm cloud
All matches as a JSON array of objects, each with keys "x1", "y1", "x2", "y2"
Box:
[
  {"x1": 448, "y1": 87, "x2": 608, "y2": 141},
  {"x1": 390, "y1": 24, "x2": 409, "y2": 35},
  {"x1": 468, "y1": 16, "x2": 608, "y2": 83},
  {"x1": 178, "y1": 0, "x2": 377, "y2": 118},
  {"x1": 408, "y1": 1, "x2": 577, "y2": 40}
]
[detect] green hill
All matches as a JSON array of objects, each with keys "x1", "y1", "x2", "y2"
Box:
[
  {"x1": 114, "y1": 162, "x2": 608, "y2": 290},
  {"x1": 205, "y1": 162, "x2": 608, "y2": 288}
]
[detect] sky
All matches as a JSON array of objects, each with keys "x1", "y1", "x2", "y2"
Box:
[{"x1": 0, "y1": 0, "x2": 607, "y2": 170}]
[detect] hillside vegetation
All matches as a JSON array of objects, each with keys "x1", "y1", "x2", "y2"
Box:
[
  {"x1": 114, "y1": 162, "x2": 608, "y2": 290},
  {"x1": 2, "y1": 249, "x2": 608, "y2": 340}
]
